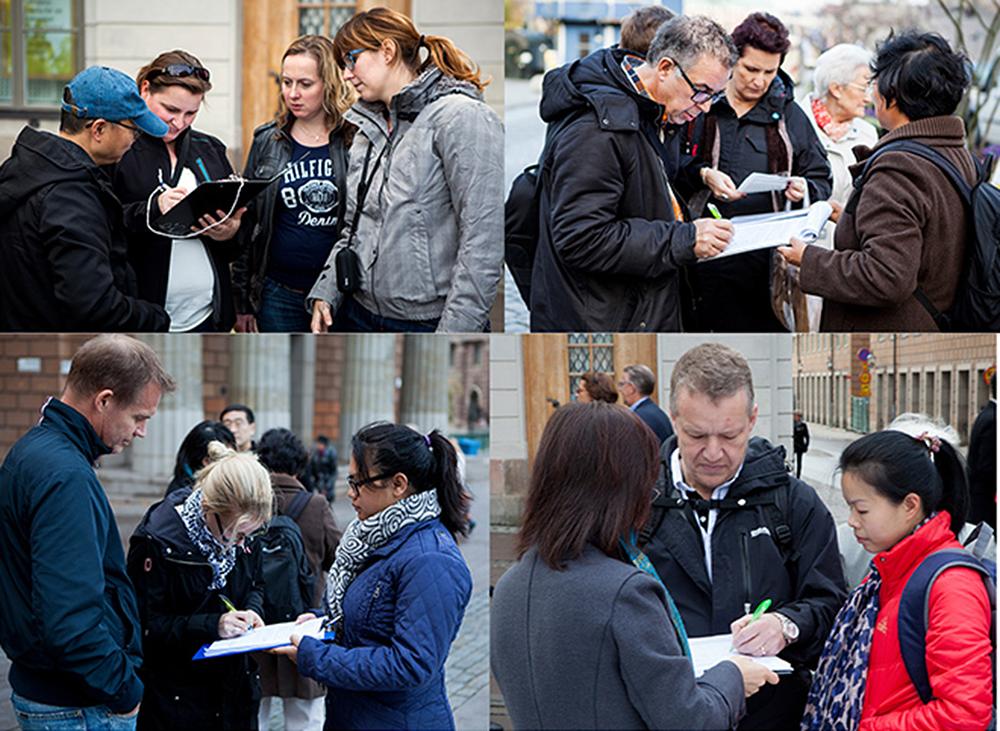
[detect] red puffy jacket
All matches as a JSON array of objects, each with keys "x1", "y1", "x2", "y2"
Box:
[{"x1": 859, "y1": 511, "x2": 992, "y2": 731}]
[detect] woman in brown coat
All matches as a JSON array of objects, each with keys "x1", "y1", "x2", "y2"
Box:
[
  {"x1": 254, "y1": 428, "x2": 341, "y2": 730},
  {"x1": 779, "y1": 31, "x2": 977, "y2": 332}
]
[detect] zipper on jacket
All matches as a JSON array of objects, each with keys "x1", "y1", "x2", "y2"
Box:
[{"x1": 741, "y1": 530, "x2": 753, "y2": 616}]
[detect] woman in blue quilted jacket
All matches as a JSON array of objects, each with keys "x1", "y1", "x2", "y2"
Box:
[{"x1": 273, "y1": 422, "x2": 473, "y2": 730}]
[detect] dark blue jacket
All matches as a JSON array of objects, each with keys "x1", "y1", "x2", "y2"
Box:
[
  {"x1": 0, "y1": 398, "x2": 143, "y2": 712},
  {"x1": 634, "y1": 398, "x2": 674, "y2": 444},
  {"x1": 297, "y1": 517, "x2": 472, "y2": 730}
]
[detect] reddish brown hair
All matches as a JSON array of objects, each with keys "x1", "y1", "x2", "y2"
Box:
[
  {"x1": 580, "y1": 372, "x2": 619, "y2": 404},
  {"x1": 517, "y1": 402, "x2": 660, "y2": 569},
  {"x1": 332, "y1": 7, "x2": 488, "y2": 92},
  {"x1": 731, "y1": 12, "x2": 790, "y2": 60}
]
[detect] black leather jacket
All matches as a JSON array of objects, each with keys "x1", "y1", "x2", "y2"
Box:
[{"x1": 232, "y1": 121, "x2": 350, "y2": 315}]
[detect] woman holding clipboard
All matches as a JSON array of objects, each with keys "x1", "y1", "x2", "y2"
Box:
[
  {"x1": 272, "y1": 423, "x2": 473, "y2": 730},
  {"x1": 127, "y1": 441, "x2": 272, "y2": 730},
  {"x1": 114, "y1": 50, "x2": 243, "y2": 333},
  {"x1": 232, "y1": 35, "x2": 355, "y2": 333}
]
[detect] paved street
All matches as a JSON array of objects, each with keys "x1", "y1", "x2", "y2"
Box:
[
  {"x1": 505, "y1": 78, "x2": 546, "y2": 334},
  {"x1": 0, "y1": 452, "x2": 490, "y2": 731}
]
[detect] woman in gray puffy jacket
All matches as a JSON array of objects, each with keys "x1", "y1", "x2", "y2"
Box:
[{"x1": 308, "y1": 7, "x2": 503, "y2": 333}]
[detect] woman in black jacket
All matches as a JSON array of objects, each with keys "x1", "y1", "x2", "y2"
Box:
[
  {"x1": 114, "y1": 50, "x2": 243, "y2": 332},
  {"x1": 127, "y1": 441, "x2": 273, "y2": 730},
  {"x1": 232, "y1": 35, "x2": 354, "y2": 333}
]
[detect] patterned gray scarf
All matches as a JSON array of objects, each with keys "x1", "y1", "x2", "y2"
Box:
[
  {"x1": 324, "y1": 490, "x2": 440, "y2": 627},
  {"x1": 179, "y1": 487, "x2": 237, "y2": 591}
]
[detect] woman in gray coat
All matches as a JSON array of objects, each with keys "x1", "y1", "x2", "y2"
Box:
[
  {"x1": 308, "y1": 7, "x2": 503, "y2": 333},
  {"x1": 491, "y1": 402, "x2": 778, "y2": 730}
]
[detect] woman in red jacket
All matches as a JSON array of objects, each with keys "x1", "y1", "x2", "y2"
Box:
[{"x1": 802, "y1": 428, "x2": 992, "y2": 731}]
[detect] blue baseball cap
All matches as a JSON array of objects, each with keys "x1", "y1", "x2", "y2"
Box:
[{"x1": 62, "y1": 66, "x2": 169, "y2": 138}]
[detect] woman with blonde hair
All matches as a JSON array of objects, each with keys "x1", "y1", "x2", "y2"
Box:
[
  {"x1": 233, "y1": 34, "x2": 355, "y2": 332},
  {"x1": 114, "y1": 50, "x2": 243, "y2": 332},
  {"x1": 127, "y1": 441, "x2": 273, "y2": 729},
  {"x1": 308, "y1": 7, "x2": 503, "y2": 333}
]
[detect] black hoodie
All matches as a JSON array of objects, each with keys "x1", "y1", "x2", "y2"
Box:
[
  {"x1": 529, "y1": 47, "x2": 698, "y2": 332},
  {"x1": 0, "y1": 126, "x2": 169, "y2": 331}
]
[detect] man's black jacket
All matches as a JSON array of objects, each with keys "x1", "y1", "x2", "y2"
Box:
[
  {"x1": 113, "y1": 128, "x2": 239, "y2": 332},
  {"x1": 530, "y1": 48, "x2": 697, "y2": 332},
  {"x1": 0, "y1": 126, "x2": 169, "y2": 331}
]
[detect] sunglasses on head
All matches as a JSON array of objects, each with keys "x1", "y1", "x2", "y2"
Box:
[{"x1": 149, "y1": 64, "x2": 211, "y2": 82}]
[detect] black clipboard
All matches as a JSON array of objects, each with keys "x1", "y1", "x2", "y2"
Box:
[{"x1": 151, "y1": 173, "x2": 281, "y2": 237}]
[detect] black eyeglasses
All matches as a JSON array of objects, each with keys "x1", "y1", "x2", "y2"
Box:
[
  {"x1": 86, "y1": 119, "x2": 141, "y2": 140},
  {"x1": 668, "y1": 57, "x2": 725, "y2": 105},
  {"x1": 148, "y1": 64, "x2": 211, "y2": 82},
  {"x1": 347, "y1": 471, "x2": 394, "y2": 493}
]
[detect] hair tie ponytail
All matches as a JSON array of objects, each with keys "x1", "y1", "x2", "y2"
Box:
[{"x1": 418, "y1": 34, "x2": 426, "y2": 47}]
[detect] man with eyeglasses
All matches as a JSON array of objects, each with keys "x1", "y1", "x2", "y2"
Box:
[
  {"x1": 675, "y1": 12, "x2": 832, "y2": 333},
  {"x1": 0, "y1": 65, "x2": 171, "y2": 332},
  {"x1": 529, "y1": 15, "x2": 737, "y2": 332},
  {"x1": 0, "y1": 335, "x2": 176, "y2": 729}
]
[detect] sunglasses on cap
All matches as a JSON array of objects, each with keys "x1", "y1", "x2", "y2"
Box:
[{"x1": 148, "y1": 64, "x2": 211, "y2": 82}]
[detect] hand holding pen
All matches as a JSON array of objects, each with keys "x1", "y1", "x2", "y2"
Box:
[
  {"x1": 217, "y1": 593, "x2": 264, "y2": 638},
  {"x1": 730, "y1": 599, "x2": 787, "y2": 656}
]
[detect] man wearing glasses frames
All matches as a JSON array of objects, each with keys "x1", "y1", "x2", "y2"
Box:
[
  {"x1": 0, "y1": 66, "x2": 172, "y2": 332},
  {"x1": 529, "y1": 15, "x2": 738, "y2": 333}
]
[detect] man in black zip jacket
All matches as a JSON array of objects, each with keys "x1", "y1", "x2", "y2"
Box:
[
  {"x1": 0, "y1": 335, "x2": 175, "y2": 725},
  {"x1": 642, "y1": 343, "x2": 846, "y2": 730},
  {"x1": 529, "y1": 15, "x2": 737, "y2": 332},
  {"x1": 0, "y1": 66, "x2": 171, "y2": 331}
]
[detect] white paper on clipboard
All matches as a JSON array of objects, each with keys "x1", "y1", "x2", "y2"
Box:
[{"x1": 700, "y1": 202, "x2": 833, "y2": 261}]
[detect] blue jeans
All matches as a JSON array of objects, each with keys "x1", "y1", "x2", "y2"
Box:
[
  {"x1": 11, "y1": 693, "x2": 136, "y2": 731},
  {"x1": 331, "y1": 296, "x2": 439, "y2": 333},
  {"x1": 258, "y1": 277, "x2": 312, "y2": 333}
]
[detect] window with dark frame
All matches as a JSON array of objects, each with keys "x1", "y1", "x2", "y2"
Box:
[
  {"x1": 567, "y1": 333, "x2": 614, "y2": 401},
  {"x1": 1, "y1": 0, "x2": 82, "y2": 111},
  {"x1": 297, "y1": 0, "x2": 357, "y2": 37}
]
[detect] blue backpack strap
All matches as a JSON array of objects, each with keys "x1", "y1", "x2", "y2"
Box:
[
  {"x1": 898, "y1": 549, "x2": 996, "y2": 704},
  {"x1": 285, "y1": 489, "x2": 312, "y2": 522}
]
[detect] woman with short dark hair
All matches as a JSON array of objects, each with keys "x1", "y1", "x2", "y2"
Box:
[
  {"x1": 491, "y1": 402, "x2": 777, "y2": 729},
  {"x1": 575, "y1": 371, "x2": 618, "y2": 403},
  {"x1": 780, "y1": 31, "x2": 979, "y2": 332}
]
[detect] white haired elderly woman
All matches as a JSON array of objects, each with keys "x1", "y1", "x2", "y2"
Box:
[{"x1": 798, "y1": 43, "x2": 878, "y2": 206}]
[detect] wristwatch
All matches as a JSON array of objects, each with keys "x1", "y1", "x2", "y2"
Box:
[{"x1": 775, "y1": 612, "x2": 800, "y2": 644}]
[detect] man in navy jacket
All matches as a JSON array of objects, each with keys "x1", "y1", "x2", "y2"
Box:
[
  {"x1": 620, "y1": 364, "x2": 674, "y2": 444},
  {"x1": 0, "y1": 335, "x2": 174, "y2": 725}
]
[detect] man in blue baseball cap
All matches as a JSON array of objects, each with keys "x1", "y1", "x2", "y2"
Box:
[{"x1": 0, "y1": 65, "x2": 172, "y2": 331}]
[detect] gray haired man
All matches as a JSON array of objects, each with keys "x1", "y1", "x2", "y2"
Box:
[{"x1": 531, "y1": 16, "x2": 738, "y2": 332}]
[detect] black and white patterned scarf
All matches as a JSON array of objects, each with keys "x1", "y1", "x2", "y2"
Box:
[
  {"x1": 801, "y1": 513, "x2": 937, "y2": 730},
  {"x1": 323, "y1": 490, "x2": 440, "y2": 626},
  {"x1": 179, "y1": 487, "x2": 237, "y2": 591}
]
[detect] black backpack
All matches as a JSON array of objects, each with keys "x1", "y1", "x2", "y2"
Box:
[
  {"x1": 847, "y1": 139, "x2": 1000, "y2": 331},
  {"x1": 504, "y1": 106, "x2": 585, "y2": 304},
  {"x1": 259, "y1": 490, "x2": 315, "y2": 624}
]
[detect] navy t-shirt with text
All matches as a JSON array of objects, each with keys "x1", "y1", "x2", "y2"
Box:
[{"x1": 267, "y1": 139, "x2": 340, "y2": 291}]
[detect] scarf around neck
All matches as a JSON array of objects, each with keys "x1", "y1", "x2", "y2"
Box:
[
  {"x1": 801, "y1": 513, "x2": 937, "y2": 730},
  {"x1": 179, "y1": 487, "x2": 237, "y2": 591},
  {"x1": 324, "y1": 489, "x2": 441, "y2": 627},
  {"x1": 811, "y1": 95, "x2": 853, "y2": 143}
]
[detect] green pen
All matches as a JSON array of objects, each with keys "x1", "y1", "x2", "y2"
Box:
[
  {"x1": 750, "y1": 598, "x2": 772, "y2": 622},
  {"x1": 707, "y1": 202, "x2": 723, "y2": 219},
  {"x1": 219, "y1": 594, "x2": 238, "y2": 613}
]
